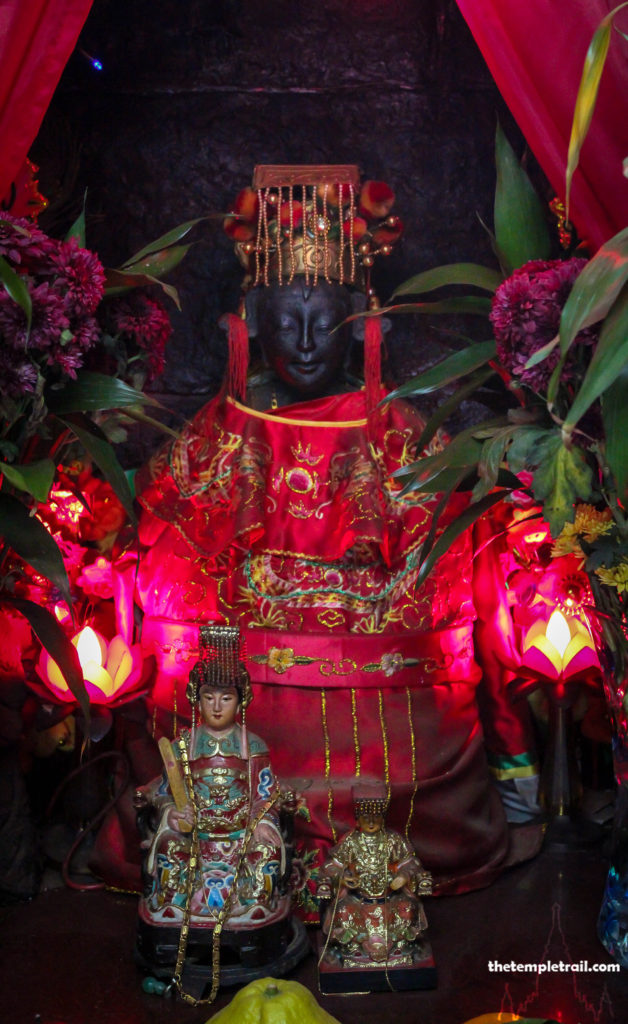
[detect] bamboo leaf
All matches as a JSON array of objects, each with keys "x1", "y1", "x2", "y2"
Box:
[
  {"x1": 559, "y1": 227, "x2": 628, "y2": 354},
  {"x1": 391, "y1": 262, "x2": 503, "y2": 298},
  {"x1": 103, "y1": 268, "x2": 181, "y2": 308},
  {"x1": 0, "y1": 493, "x2": 72, "y2": 608},
  {"x1": 59, "y1": 414, "x2": 137, "y2": 527},
  {"x1": 119, "y1": 217, "x2": 206, "y2": 266},
  {"x1": 5, "y1": 597, "x2": 89, "y2": 723},
  {"x1": 0, "y1": 254, "x2": 32, "y2": 334},
  {"x1": 416, "y1": 490, "x2": 511, "y2": 586},
  {"x1": 46, "y1": 371, "x2": 161, "y2": 414},
  {"x1": 65, "y1": 192, "x2": 87, "y2": 246},
  {"x1": 565, "y1": 4, "x2": 628, "y2": 220},
  {"x1": 563, "y1": 284, "x2": 628, "y2": 431},
  {"x1": 415, "y1": 467, "x2": 470, "y2": 566},
  {"x1": 415, "y1": 367, "x2": 496, "y2": 450},
  {"x1": 384, "y1": 341, "x2": 496, "y2": 401},
  {"x1": 494, "y1": 121, "x2": 551, "y2": 274},
  {"x1": 116, "y1": 243, "x2": 190, "y2": 280},
  {"x1": 343, "y1": 296, "x2": 492, "y2": 330},
  {"x1": 118, "y1": 406, "x2": 179, "y2": 438},
  {"x1": 523, "y1": 334, "x2": 560, "y2": 370},
  {"x1": 1, "y1": 459, "x2": 55, "y2": 503},
  {"x1": 473, "y1": 427, "x2": 518, "y2": 501},
  {"x1": 603, "y1": 366, "x2": 628, "y2": 504}
]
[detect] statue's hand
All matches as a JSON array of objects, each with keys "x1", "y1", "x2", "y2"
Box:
[
  {"x1": 167, "y1": 805, "x2": 194, "y2": 832},
  {"x1": 390, "y1": 871, "x2": 408, "y2": 891}
]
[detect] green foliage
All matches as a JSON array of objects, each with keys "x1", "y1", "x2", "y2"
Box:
[
  {"x1": 0, "y1": 493, "x2": 72, "y2": 609},
  {"x1": 603, "y1": 367, "x2": 628, "y2": 504},
  {"x1": 59, "y1": 414, "x2": 137, "y2": 527},
  {"x1": 391, "y1": 262, "x2": 502, "y2": 298},
  {"x1": 565, "y1": 2, "x2": 628, "y2": 220},
  {"x1": 494, "y1": 121, "x2": 551, "y2": 274},
  {"x1": 1, "y1": 459, "x2": 56, "y2": 502},
  {"x1": 46, "y1": 370, "x2": 162, "y2": 414},
  {"x1": 384, "y1": 341, "x2": 496, "y2": 402},
  {"x1": 0, "y1": 254, "x2": 32, "y2": 334},
  {"x1": 6, "y1": 597, "x2": 89, "y2": 723}
]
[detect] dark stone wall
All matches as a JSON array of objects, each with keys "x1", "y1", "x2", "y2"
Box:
[{"x1": 32, "y1": 0, "x2": 545, "y2": 447}]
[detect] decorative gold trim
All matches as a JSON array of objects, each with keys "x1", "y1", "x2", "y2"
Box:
[
  {"x1": 351, "y1": 688, "x2": 361, "y2": 778},
  {"x1": 321, "y1": 689, "x2": 337, "y2": 843},
  {"x1": 378, "y1": 688, "x2": 391, "y2": 802},
  {"x1": 405, "y1": 687, "x2": 418, "y2": 841},
  {"x1": 227, "y1": 396, "x2": 368, "y2": 428}
]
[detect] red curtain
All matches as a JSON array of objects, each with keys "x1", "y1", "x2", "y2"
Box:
[
  {"x1": 456, "y1": 0, "x2": 628, "y2": 253},
  {"x1": 0, "y1": 0, "x2": 93, "y2": 201}
]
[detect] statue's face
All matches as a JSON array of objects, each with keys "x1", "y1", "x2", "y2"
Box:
[
  {"x1": 199, "y1": 685, "x2": 239, "y2": 731},
  {"x1": 357, "y1": 811, "x2": 385, "y2": 835},
  {"x1": 254, "y1": 280, "x2": 353, "y2": 397}
]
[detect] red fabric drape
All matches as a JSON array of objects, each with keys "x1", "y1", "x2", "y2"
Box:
[
  {"x1": 0, "y1": 1, "x2": 93, "y2": 200},
  {"x1": 456, "y1": 0, "x2": 628, "y2": 253}
]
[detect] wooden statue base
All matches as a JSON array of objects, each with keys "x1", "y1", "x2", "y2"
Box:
[{"x1": 316, "y1": 932, "x2": 437, "y2": 994}]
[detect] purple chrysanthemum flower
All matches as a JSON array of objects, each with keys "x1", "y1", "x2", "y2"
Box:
[
  {"x1": 490, "y1": 257, "x2": 590, "y2": 393},
  {"x1": 0, "y1": 212, "x2": 57, "y2": 266},
  {"x1": 108, "y1": 291, "x2": 172, "y2": 381},
  {"x1": 52, "y1": 237, "x2": 106, "y2": 316}
]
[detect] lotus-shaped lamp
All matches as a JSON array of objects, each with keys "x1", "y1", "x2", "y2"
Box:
[
  {"x1": 36, "y1": 625, "x2": 144, "y2": 706},
  {"x1": 521, "y1": 608, "x2": 600, "y2": 695}
]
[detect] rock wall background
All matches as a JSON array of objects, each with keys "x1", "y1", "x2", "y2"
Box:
[{"x1": 31, "y1": 0, "x2": 554, "y2": 455}]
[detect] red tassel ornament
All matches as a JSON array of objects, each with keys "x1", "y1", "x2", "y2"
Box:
[
  {"x1": 224, "y1": 312, "x2": 250, "y2": 403},
  {"x1": 364, "y1": 314, "x2": 383, "y2": 428}
]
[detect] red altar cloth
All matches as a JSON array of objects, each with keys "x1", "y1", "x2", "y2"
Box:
[{"x1": 116, "y1": 391, "x2": 536, "y2": 903}]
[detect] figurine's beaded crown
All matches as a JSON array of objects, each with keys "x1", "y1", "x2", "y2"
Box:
[
  {"x1": 186, "y1": 624, "x2": 252, "y2": 708},
  {"x1": 223, "y1": 165, "x2": 403, "y2": 297},
  {"x1": 352, "y1": 781, "x2": 389, "y2": 815}
]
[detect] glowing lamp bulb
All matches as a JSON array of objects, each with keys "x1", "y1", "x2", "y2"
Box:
[
  {"x1": 76, "y1": 626, "x2": 104, "y2": 669},
  {"x1": 545, "y1": 609, "x2": 571, "y2": 658}
]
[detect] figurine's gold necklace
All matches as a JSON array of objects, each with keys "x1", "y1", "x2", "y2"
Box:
[{"x1": 173, "y1": 734, "x2": 280, "y2": 1006}]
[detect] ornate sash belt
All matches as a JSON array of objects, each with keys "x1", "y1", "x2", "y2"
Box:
[{"x1": 142, "y1": 617, "x2": 481, "y2": 690}]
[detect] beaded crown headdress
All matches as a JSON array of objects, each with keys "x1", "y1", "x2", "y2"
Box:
[
  {"x1": 223, "y1": 164, "x2": 403, "y2": 296},
  {"x1": 186, "y1": 623, "x2": 252, "y2": 709},
  {"x1": 221, "y1": 165, "x2": 403, "y2": 416},
  {"x1": 352, "y1": 781, "x2": 389, "y2": 817}
]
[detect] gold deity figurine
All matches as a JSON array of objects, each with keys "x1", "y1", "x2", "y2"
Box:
[{"x1": 317, "y1": 781, "x2": 436, "y2": 994}]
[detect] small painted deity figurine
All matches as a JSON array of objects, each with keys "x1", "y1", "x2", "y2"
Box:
[
  {"x1": 135, "y1": 624, "x2": 303, "y2": 1000},
  {"x1": 319, "y1": 782, "x2": 433, "y2": 976}
]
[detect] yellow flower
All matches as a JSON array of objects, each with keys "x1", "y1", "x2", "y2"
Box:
[
  {"x1": 267, "y1": 647, "x2": 296, "y2": 673},
  {"x1": 573, "y1": 503, "x2": 613, "y2": 542},
  {"x1": 552, "y1": 504, "x2": 613, "y2": 559},
  {"x1": 595, "y1": 562, "x2": 628, "y2": 594},
  {"x1": 551, "y1": 522, "x2": 585, "y2": 560}
]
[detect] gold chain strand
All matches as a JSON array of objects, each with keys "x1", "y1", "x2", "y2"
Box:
[
  {"x1": 312, "y1": 184, "x2": 319, "y2": 288},
  {"x1": 302, "y1": 184, "x2": 309, "y2": 286},
  {"x1": 404, "y1": 687, "x2": 418, "y2": 841},
  {"x1": 320, "y1": 689, "x2": 336, "y2": 843},
  {"x1": 172, "y1": 681, "x2": 178, "y2": 738},
  {"x1": 174, "y1": 733, "x2": 280, "y2": 1006},
  {"x1": 276, "y1": 187, "x2": 283, "y2": 284},
  {"x1": 263, "y1": 187, "x2": 270, "y2": 287},
  {"x1": 151, "y1": 704, "x2": 156, "y2": 740},
  {"x1": 288, "y1": 184, "x2": 296, "y2": 283},
  {"x1": 322, "y1": 183, "x2": 330, "y2": 283},
  {"x1": 254, "y1": 187, "x2": 263, "y2": 286},
  {"x1": 338, "y1": 181, "x2": 344, "y2": 286},
  {"x1": 348, "y1": 183, "x2": 356, "y2": 284},
  {"x1": 378, "y1": 688, "x2": 391, "y2": 802},
  {"x1": 350, "y1": 688, "x2": 361, "y2": 777}
]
